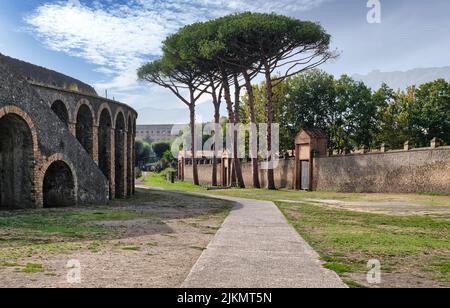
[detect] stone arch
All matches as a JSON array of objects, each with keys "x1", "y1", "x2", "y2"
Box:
[
  {"x1": 42, "y1": 155, "x2": 77, "y2": 208},
  {"x1": 75, "y1": 101, "x2": 95, "y2": 156},
  {"x1": 127, "y1": 114, "x2": 133, "y2": 196},
  {"x1": 98, "y1": 107, "x2": 113, "y2": 198},
  {"x1": 46, "y1": 94, "x2": 74, "y2": 121},
  {"x1": 113, "y1": 107, "x2": 128, "y2": 129},
  {"x1": 74, "y1": 99, "x2": 95, "y2": 122},
  {"x1": 51, "y1": 100, "x2": 70, "y2": 126},
  {"x1": 96, "y1": 103, "x2": 113, "y2": 127},
  {"x1": 0, "y1": 106, "x2": 40, "y2": 209},
  {"x1": 114, "y1": 111, "x2": 126, "y2": 198}
]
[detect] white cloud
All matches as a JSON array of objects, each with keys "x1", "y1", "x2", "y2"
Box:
[{"x1": 24, "y1": 0, "x2": 327, "y2": 122}]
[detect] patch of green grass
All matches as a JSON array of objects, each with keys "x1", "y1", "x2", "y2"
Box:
[
  {"x1": 0, "y1": 262, "x2": 20, "y2": 267},
  {"x1": 87, "y1": 242, "x2": 101, "y2": 253},
  {"x1": 324, "y1": 262, "x2": 352, "y2": 274},
  {"x1": 0, "y1": 209, "x2": 149, "y2": 239},
  {"x1": 0, "y1": 241, "x2": 81, "y2": 262},
  {"x1": 417, "y1": 192, "x2": 449, "y2": 197},
  {"x1": 21, "y1": 263, "x2": 44, "y2": 273},
  {"x1": 429, "y1": 257, "x2": 450, "y2": 280},
  {"x1": 122, "y1": 245, "x2": 141, "y2": 251},
  {"x1": 344, "y1": 279, "x2": 367, "y2": 288},
  {"x1": 142, "y1": 174, "x2": 204, "y2": 192}
]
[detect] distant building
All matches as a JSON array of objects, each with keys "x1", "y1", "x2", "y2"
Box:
[{"x1": 136, "y1": 124, "x2": 178, "y2": 143}]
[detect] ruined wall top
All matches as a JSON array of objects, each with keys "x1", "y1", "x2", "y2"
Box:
[{"x1": 0, "y1": 53, "x2": 97, "y2": 96}]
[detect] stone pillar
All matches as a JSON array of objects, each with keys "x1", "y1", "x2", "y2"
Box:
[
  {"x1": 404, "y1": 141, "x2": 411, "y2": 151},
  {"x1": 109, "y1": 128, "x2": 116, "y2": 199},
  {"x1": 181, "y1": 159, "x2": 185, "y2": 181},
  {"x1": 92, "y1": 125, "x2": 99, "y2": 164},
  {"x1": 431, "y1": 138, "x2": 441, "y2": 149},
  {"x1": 380, "y1": 143, "x2": 389, "y2": 153},
  {"x1": 123, "y1": 130, "x2": 128, "y2": 197},
  {"x1": 69, "y1": 122, "x2": 76, "y2": 136},
  {"x1": 34, "y1": 161, "x2": 44, "y2": 209},
  {"x1": 127, "y1": 131, "x2": 133, "y2": 196},
  {"x1": 132, "y1": 133, "x2": 136, "y2": 195}
]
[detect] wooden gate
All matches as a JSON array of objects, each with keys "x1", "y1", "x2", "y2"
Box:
[{"x1": 300, "y1": 161, "x2": 310, "y2": 190}]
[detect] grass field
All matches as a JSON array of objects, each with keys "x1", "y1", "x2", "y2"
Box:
[{"x1": 142, "y1": 173, "x2": 450, "y2": 288}]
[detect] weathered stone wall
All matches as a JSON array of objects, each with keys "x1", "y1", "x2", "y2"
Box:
[
  {"x1": 313, "y1": 147, "x2": 450, "y2": 194},
  {"x1": 33, "y1": 84, "x2": 137, "y2": 198},
  {"x1": 184, "y1": 159, "x2": 295, "y2": 189},
  {"x1": 0, "y1": 62, "x2": 108, "y2": 207},
  {"x1": 0, "y1": 58, "x2": 138, "y2": 208},
  {"x1": 183, "y1": 148, "x2": 450, "y2": 194}
]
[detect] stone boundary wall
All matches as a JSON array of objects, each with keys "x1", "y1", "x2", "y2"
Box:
[
  {"x1": 183, "y1": 146, "x2": 450, "y2": 194},
  {"x1": 184, "y1": 159, "x2": 295, "y2": 189},
  {"x1": 313, "y1": 147, "x2": 450, "y2": 194}
]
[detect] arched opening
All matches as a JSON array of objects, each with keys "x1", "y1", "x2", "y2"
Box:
[
  {"x1": 127, "y1": 117, "x2": 133, "y2": 196},
  {"x1": 115, "y1": 113, "x2": 126, "y2": 198},
  {"x1": 76, "y1": 104, "x2": 94, "y2": 156},
  {"x1": 0, "y1": 114, "x2": 35, "y2": 209},
  {"x1": 98, "y1": 109, "x2": 112, "y2": 198},
  {"x1": 43, "y1": 161, "x2": 75, "y2": 208},
  {"x1": 51, "y1": 100, "x2": 69, "y2": 126}
]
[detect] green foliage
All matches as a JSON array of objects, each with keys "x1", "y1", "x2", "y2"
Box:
[
  {"x1": 241, "y1": 70, "x2": 377, "y2": 153},
  {"x1": 241, "y1": 70, "x2": 450, "y2": 152},
  {"x1": 199, "y1": 12, "x2": 332, "y2": 69},
  {"x1": 161, "y1": 150, "x2": 177, "y2": 170},
  {"x1": 152, "y1": 142, "x2": 171, "y2": 160},
  {"x1": 135, "y1": 139, "x2": 153, "y2": 167},
  {"x1": 413, "y1": 79, "x2": 450, "y2": 146},
  {"x1": 374, "y1": 80, "x2": 450, "y2": 148}
]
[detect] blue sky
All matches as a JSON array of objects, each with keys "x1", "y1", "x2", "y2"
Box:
[{"x1": 1, "y1": 0, "x2": 450, "y2": 124}]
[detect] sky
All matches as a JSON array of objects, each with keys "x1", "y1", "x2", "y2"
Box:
[{"x1": 1, "y1": 0, "x2": 450, "y2": 124}]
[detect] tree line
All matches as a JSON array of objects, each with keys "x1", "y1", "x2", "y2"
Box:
[
  {"x1": 241, "y1": 70, "x2": 449, "y2": 154},
  {"x1": 138, "y1": 12, "x2": 335, "y2": 189}
]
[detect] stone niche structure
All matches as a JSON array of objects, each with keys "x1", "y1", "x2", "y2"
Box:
[
  {"x1": 0, "y1": 53, "x2": 137, "y2": 209},
  {"x1": 293, "y1": 128, "x2": 328, "y2": 191}
]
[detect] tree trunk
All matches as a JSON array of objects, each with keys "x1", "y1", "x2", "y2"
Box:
[
  {"x1": 221, "y1": 71, "x2": 240, "y2": 187},
  {"x1": 222, "y1": 73, "x2": 235, "y2": 186},
  {"x1": 211, "y1": 82, "x2": 220, "y2": 187},
  {"x1": 189, "y1": 102, "x2": 199, "y2": 186},
  {"x1": 233, "y1": 74, "x2": 245, "y2": 188},
  {"x1": 243, "y1": 70, "x2": 261, "y2": 189},
  {"x1": 264, "y1": 62, "x2": 276, "y2": 190}
]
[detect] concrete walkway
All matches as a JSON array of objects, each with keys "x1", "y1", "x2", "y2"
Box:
[{"x1": 182, "y1": 195, "x2": 346, "y2": 288}]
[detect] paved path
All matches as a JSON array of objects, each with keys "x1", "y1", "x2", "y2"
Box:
[{"x1": 182, "y1": 195, "x2": 346, "y2": 288}]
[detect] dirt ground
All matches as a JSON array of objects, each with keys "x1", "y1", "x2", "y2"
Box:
[{"x1": 0, "y1": 188, "x2": 234, "y2": 288}]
